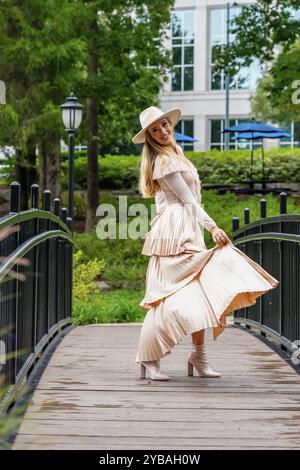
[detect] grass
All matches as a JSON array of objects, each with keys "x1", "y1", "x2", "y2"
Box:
[{"x1": 72, "y1": 287, "x2": 146, "y2": 325}]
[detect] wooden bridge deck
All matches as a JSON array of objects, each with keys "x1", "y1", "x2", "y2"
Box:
[{"x1": 13, "y1": 324, "x2": 300, "y2": 450}]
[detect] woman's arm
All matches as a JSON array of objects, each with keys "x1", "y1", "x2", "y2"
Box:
[{"x1": 157, "y1": 171, "x2": 218, "y2": 232}]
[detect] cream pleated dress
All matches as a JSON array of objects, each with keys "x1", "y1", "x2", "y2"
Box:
[{"x1": 135, "y1": 145, "x2": 279, "y2": 363}]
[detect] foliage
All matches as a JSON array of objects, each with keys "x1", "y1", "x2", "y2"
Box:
[
  {"x1": 72, "y1": 287, "x2": 145, "y2": 325},
  {"x1": 73, "y1": 249, "x2": 106, "y2": 301},
  {"x1": 75, "y1": 0, "x2": 175, "y2": 151},
  {"x1": 0, "y1": 0, "x2": 176, "y2": 204},
  {"x1": 0, "y1": 0, "x2": 86, "y2": 152},
  {"x1": 251, "y1": 38, "x2": 300, "y2": 123},
  {"x1": 58, "y1": 148, "x2": 300, "y2": 191},
  {"x1": 214, "y1": 0, "x2": 300, "y2": 71},
  {"x1": 74, "y1": 225, "x2": 148, "y2": 289},
  {"x1": 212, "y1": 0, "x2": 300, "y2": 123}
]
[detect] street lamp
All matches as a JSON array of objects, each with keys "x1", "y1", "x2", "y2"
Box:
[
  {"x1": 224, "y1": 3, "x2": 230, "y2": 151},
  {"x1": 60, "y1": 92, "x2": 83, "y2": 229}
]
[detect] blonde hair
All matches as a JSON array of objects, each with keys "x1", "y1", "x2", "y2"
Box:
[{"x1": 138, "y1": 118, "x2": 182, "y2": 198}]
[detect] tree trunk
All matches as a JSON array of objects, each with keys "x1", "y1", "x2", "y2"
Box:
[
  {"x1": 26, "y1": 143, "x2": 37, "y2": 193},
  {"x1": 39, "y1": 137, "x2": 61, "y2": 201},
  {"x1": 85, "y1": 21, "x2": 99, "y2": 232},
  {"x1": 15, "y1": 149, "x2": 28, "y2": 210}
]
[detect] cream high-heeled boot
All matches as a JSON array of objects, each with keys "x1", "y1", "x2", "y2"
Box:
[
  {"x1": 139, "y1": 359, "x2": 170, "y2": 381},
  {"x1": 187, "y1": 343, "x2": 221, "y2": 378}
]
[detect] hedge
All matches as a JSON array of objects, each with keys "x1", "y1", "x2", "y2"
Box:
[{"x1": 61, "y1": 147, "x2": 300, "y2": 190}]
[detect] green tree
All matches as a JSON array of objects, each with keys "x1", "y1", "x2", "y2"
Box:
[
  {"x1": 251, "y1": 38, "x2": 300, "y2": 124},
  {"x1": 214, "y1": 1, "x2": 300, "y2": 125},
  {"x1": 214, "y1": 1, "x2": 300, "y2": 71},
  {"x1": 0, "y1": 0, "x2": 85, "y2": 208},
  {"x1": 74, "y1": 1, "x2": 174, "y2": 231},
  {"x1": 0, "y1": 1, "x2": 174, "y2": 228}
]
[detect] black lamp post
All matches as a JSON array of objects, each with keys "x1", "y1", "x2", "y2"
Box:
[
  {"x1": 224, "y1": 2, "x2": 239, "y2": 151},
  {"x1": 60, "y1": 92, "x2": 83, "y2": 230}
]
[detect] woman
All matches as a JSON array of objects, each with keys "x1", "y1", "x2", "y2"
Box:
[{"x1": 132, "y1": 105, "x2": 279, "y2": 381}]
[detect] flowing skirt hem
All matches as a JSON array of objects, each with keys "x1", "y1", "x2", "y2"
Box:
[{"x1": 135, "y1": 284, "x2": 278, "y2": 363}]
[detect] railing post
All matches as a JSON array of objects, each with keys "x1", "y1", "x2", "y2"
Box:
[
  {"x1": 244, "y1": 207, "x2": 250, "y2": 254},
  {"x1": 31, "y1": 184, "x2": 39, "y2": 210},
  {"x1": 260, "y1": 198, "x2": 267, "y2": 219},
  {"x1": 53, "y1": 198, "x2": 60, "y2": 219},
  {"x1": 61, "y1": 207, "x2": 67, "y2": 225},
  {"x1": 278, "y1": 193, "x2": 286, "y2": 337},
  {"x1": 30, "y1": 184, "x2": 39, "y2": 352},
  {"x1": 259, "y1": 199, "x2": 267, "y2": 327},
  {"x1": 53, "y1": 198, "x2": 60, "y2": 326},
  {"x1": 232, "y1": 216, "x2": 239, "y2": 233},
  {"x1": 8, "y1": 182, "x2": 20, "y2": 384},
  {"x1": 60, "y1": 208, "x2": 68, "y2": 323},
  {"x1": 66, "y1": 216, "x2": 73, "y2": 322},
  {"x1": 43, "y1": 190, "x2": 51, "y2": 335},
  {"x1": 9, "y1": 181, "x2": 20, "y2": 214},
  {"x1": 279, "y1": 192, "x2": 287, "y2": 215}
]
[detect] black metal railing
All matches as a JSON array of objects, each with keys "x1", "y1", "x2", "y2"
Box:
[
  {"x1": 0, "y1": 182, "x2": 74, "y2": 415},
  {"x1": 232, "y1": 192, "x2": 300, "y2": 354}
]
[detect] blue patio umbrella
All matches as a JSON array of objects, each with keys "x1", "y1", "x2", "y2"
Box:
[
  {"x1": 224, "y1": 120, "x2": 291, "y2": 184},
  {"x1": 231, "y1": 129, "x2": 291, "y2": 181},
  {"x1": 224, "y1": 121, "x2": 288, "y2": 134},
  {"x1": 174, "y1": 131, "x2": 198, "y2": 143},
  {"x1": 231, "y1": 131, "x2": 291, "y2": 140}
]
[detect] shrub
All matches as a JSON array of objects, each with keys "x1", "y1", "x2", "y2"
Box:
[
  {"x1": 73, "y1": 249, "x2": 106, "y2": 301},
  {"x1": 60, "y1": 147, "x2": 300, "y2": 191}
]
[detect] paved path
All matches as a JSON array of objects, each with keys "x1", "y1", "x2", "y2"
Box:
[{"x1": 13, "y1": 324, "x2": 300, "y2": 450}]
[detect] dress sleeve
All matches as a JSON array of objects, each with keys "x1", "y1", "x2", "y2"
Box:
[
  {"x1": 157, "y1": 171, "x2": 218, "y2": 232},
  {"x1": 153, "y1": 155, "x2": 189, "y2": 180}
]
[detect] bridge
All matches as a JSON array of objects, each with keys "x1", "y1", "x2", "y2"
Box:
[{"x1": 1, "y1": 183, "x2": 300, "y2": 450}]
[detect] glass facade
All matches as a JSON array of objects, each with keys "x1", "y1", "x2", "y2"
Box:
[
  {"x1": 171, "y1": 10, "x2": 194, "y2": 91},
  {"x1": 209, "y1": 7, "x2": 263, "y2": 91},
  {"x1": 279, "y1": 122, "x2": 300, "y2": 148},
  {"x1": 210, "y1": 118, "x2": 262, "y2": 151},
  {"x1": 175, "y1": 119, "x2": 194, "y2": 150}
]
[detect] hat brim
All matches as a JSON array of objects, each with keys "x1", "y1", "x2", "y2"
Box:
[{"x1": 132, "y1": 108, "x2": 182, "y2": 144}]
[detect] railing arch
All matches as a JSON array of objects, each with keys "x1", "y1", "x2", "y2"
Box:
[
  {"x1": 0, "y1": 182, "x2": 74, "y2": 415},
  {"x1": 232, "y1": 192, "x2": 300, "y2": 356}
]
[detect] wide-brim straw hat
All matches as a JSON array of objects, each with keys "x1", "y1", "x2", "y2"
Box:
[{"x1": 132, "y1": 105, "x2": 181, "y2": 144}]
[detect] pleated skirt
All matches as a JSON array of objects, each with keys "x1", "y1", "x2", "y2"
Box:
[{"x1": 135, "y1": 242, "x2": 279, "y2": 363}]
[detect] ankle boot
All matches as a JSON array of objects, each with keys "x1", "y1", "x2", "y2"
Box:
[
  {"x1": 187, "y1": 344, "x2": 221, "y2": 378},
  {"x1": 139, "y1": 359, "x2": 170, "y2": 381}
]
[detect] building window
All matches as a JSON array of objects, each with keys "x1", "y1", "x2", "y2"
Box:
[
  {"x1": 210, "y1": 118, "x2": 262, "y2": 151},
  {"x1": 175, "y1": 119, "x2": 194, "y2": 151},
  {"x1": 279, "y1": 122, "x2": 300, "y2": 148},
  {"x1": 209, "y1": 7, "x2": 263, "y2": 91},
  {"x1": 171, "y1": 10, "x2": 194, "y2": 91}
]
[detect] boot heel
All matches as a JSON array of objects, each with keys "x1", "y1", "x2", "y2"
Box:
[
  {"x1": 139, "y1": 362, "x2": 146, "y2": 379},
  {"x1": 188, "y1": 361, "x2": 193, "y2": 377}
]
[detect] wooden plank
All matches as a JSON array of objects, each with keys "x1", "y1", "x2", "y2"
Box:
[
  {"x1": 12, "y1": 434, "x2": 299, "y2": 450},
  {"x1": 12, "y1": 324, "x2": 300, "y2": 450}
]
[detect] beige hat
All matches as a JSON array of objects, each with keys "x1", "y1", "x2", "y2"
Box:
[{"x1": 132, "y1": 105, "x2": 181, "y2": 144}]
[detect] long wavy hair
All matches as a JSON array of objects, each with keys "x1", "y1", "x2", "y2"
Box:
[{"x1": 138, "y1": 117, "x2": 183, "y2": 198}]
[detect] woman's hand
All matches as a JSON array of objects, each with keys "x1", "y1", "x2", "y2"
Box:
[{"x1": 210, "y1": 226, "x2": 231, "y2": 246}]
